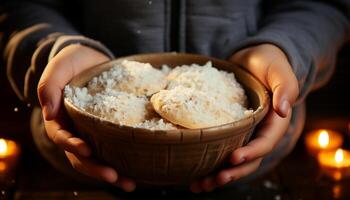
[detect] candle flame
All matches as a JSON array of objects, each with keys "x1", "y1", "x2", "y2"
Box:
[
  {"x1": 0, "y1": 139, "x2": 8, "y2": 156},
  {"x1": 318, "y1": 130, "x2": 329, "y2": 148},
  {"x1": 335, "y1": 149, "x2": 344, "y2": 163}
]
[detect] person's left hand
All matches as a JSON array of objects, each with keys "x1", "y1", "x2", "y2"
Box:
[
  {"x1": 37, "y1": 44, "x2": 136, "y2": 192},
  {"x1": 190, "y1": 44, "x2": 299, "y2": 192}
]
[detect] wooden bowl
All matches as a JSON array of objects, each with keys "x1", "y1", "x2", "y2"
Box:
[{"x1": 64, "y1": 53, "x2": 270, "y2": 186}]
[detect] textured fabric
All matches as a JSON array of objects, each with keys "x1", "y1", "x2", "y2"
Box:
[
  {"x1": 48, "y1": 35, "x2": 115, "y2": 61},
  {"x1": 1, "y1": 0, "x2": 349, "y2": 102},
  {"x1": 24, "y1": 35, "x2": 59, "y2": 105},
  {"x1": 4, "y1": 24, "x2": 57, "y2": 100},
  {"x1": 230, "y1": 1, "x2": 350, "y2": 103}
]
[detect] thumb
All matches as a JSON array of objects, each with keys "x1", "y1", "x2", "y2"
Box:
[
  {"x1": 37, "y1": 56, "x2": 69, "y2": 120},
  {"x1": 268, "y1": 61, "x2": 299, "y2": 118},
  {"x1": 37, "y1": 44, "x2": 110, "y2": 120},
  {"x1": 229, "y1": 45, "x2": 299, "y2": 118},
  {"x1": 37, "y1": 79, "x2": 62, "y2": 120}
]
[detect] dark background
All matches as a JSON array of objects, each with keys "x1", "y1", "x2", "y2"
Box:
[
  {"x1": 307, "y1": 46, "x2": 350, "y2": 116},
  {"x1": 304, "y1": 45, "x2": 350, "y2": 136}
]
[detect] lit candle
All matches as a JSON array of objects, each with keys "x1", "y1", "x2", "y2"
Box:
[
  {"x1": 304, "y1": 129, "x2": 343, "y2": 156},
  {"x1": 0, "y1": 138, "x2": 20, "y2": 176},
  {"x1": 318, "y1": 148, "x2": 350, "y2": 180}
]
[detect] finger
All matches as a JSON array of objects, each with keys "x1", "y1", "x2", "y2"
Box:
[
  {"x1": 231, "y1": 109, "x2": 291, "y2": 165},
  {"x1": 200, "y1": 176, "x2": 217, "y2": 192},
  {"x1": 190, "y1": 176, "x2": 217, "y2": 193},
  {"x1": 37, "y1": 78, "x2": 61, "y2": 121},
  {"x1": 44, "y1": 118, "x2": 91, "y2": 157},
  {"x1": 229, "y1": 47, "x2": 266, "y2": 80},
  {"x1": 216, "y1": 158, "x2": 262, "y2": 186},
  {"x1": 38, "y1": 44, "x2": 109, "y2": 120},
  {"x1": 190, "y1": 181, "x2": 202, "y2": 193},
  {"x1": 229, "y1": 46, "x2": 299, "y2": 118},
  {"x1": 65, "y1": 151, "x2": 118, "y2": 183},
  {"x1": 267, "y1": 61, "x2": 299, "y2": 117},
  {"x1": 113, "y1": 176, "x2": 136, "y2": 192}
]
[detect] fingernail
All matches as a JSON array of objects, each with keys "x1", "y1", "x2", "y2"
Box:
[
  {"x1": 202, "y1": 178, "x2": 216, "y2": 192},
  {"x1": 79, "y1": 147, "x2": 91, "y2": 157},
  {"x1": 77, "y1": 143, "x2": 91, "y2": 157},
  {"x1": 279, "y1": 100, "x2": 290, "y2": 117},
  {"x1": 124, "y1": 182, "x2": 136, "y2": 192},
  {"x1": 235, "y1": 157, "x2": 245, "y2": 165},
  {"x1": 102, "y1": 168, "x2": 118, "y2": 183},
  {"x1": 217, "y1": 173, "x2": 231, "y2": 186},
  {"x1": 77, "y1": 145, "x2": 91, "y2": 157},
  {"x1": 231, "y1": 154, "x2": 245, "y2": 165}
]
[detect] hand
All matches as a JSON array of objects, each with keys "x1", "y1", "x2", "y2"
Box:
[
  {"x1": 190, "y1": 44, "x2": 299, "y2": 192},
  {"x1": 37, "y1": 44, "x2": 136, "y2": 192}
]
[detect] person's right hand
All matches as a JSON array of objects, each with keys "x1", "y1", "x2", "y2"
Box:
[{"x1": 37, "y1": 44, "x2": 136, "y2": 192}]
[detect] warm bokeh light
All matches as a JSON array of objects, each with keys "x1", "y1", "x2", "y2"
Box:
[
  {"x1": 318, "y1": 130, "x2": 329, "y2": 148},
  {"x1": 0, "y1": 139, "x2": 8, "y2": 156},
  {"x1": 335, "y1": 149, "x2": 344, "y2": 164},
  {"x1": 305, "y1": 129, "x2": 343, "y2": 156},
  {"x1": 318, "y1": 148, "x2": 350, "y2": 180},
  {"x1": 333, "y1": 184, "x2": 342, "y2": 199},
  {"x1": 0, "y1": 161, "x2": 7, "y2": 171},
  {"x1": 0, "y1": 139, "x2": 20, "y2": 159}
]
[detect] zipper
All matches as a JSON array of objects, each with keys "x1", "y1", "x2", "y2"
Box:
[{"x1": 170, "y1": 0, "x2": 180, "y2": 52}]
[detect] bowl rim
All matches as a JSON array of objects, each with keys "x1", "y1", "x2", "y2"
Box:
[{"x1": 64, "y1": 52, "x2": 270, "y2": 138}]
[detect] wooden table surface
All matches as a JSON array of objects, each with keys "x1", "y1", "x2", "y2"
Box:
[{"x1": 0, "y1": 46, "x2": 349, "y2": 200}]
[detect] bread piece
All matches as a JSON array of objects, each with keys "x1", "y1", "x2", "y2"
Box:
[
  {"x1": 88, "y1": 60, "x2": 167, "y2": 96},
  {"x1": 65, "y1": 86, "x2": 150, "y2": 126},
  {"x1": 167, "y1": 62, "x2": 247, "y2": 106},
  {"x1": 151, "y1": 86, "x2": 251, "y2": 129}
]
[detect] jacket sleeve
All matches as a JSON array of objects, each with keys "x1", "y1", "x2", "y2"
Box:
[
  {"x1": 233, "y1": 0, "x2": 350, "y2": 104},
  {"x1": 0, "y1": 0, "x2": 114, "y2": 104}
]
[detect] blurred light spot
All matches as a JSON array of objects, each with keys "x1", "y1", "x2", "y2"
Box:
[{"x1": 0, "y1": 161, "x2": 6, "y2": 171}]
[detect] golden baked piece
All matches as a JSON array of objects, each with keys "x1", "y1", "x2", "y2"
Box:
[
  {"x1": 151, "y1": 86, "x2": 252, "y2": 129},
  {"x1": 167, "y1": 62, "x2": 247, "y2": 106},
  {"x1": 88, "y1": 60, "x2": 168, "y2": 96},
  {"x1": 65, "y1": 87, "x2": 150, "y2": 126}
]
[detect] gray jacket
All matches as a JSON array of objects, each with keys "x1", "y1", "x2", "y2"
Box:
[{"x1": 1, "y1": 0, "x2": 349, "y2": 104}]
